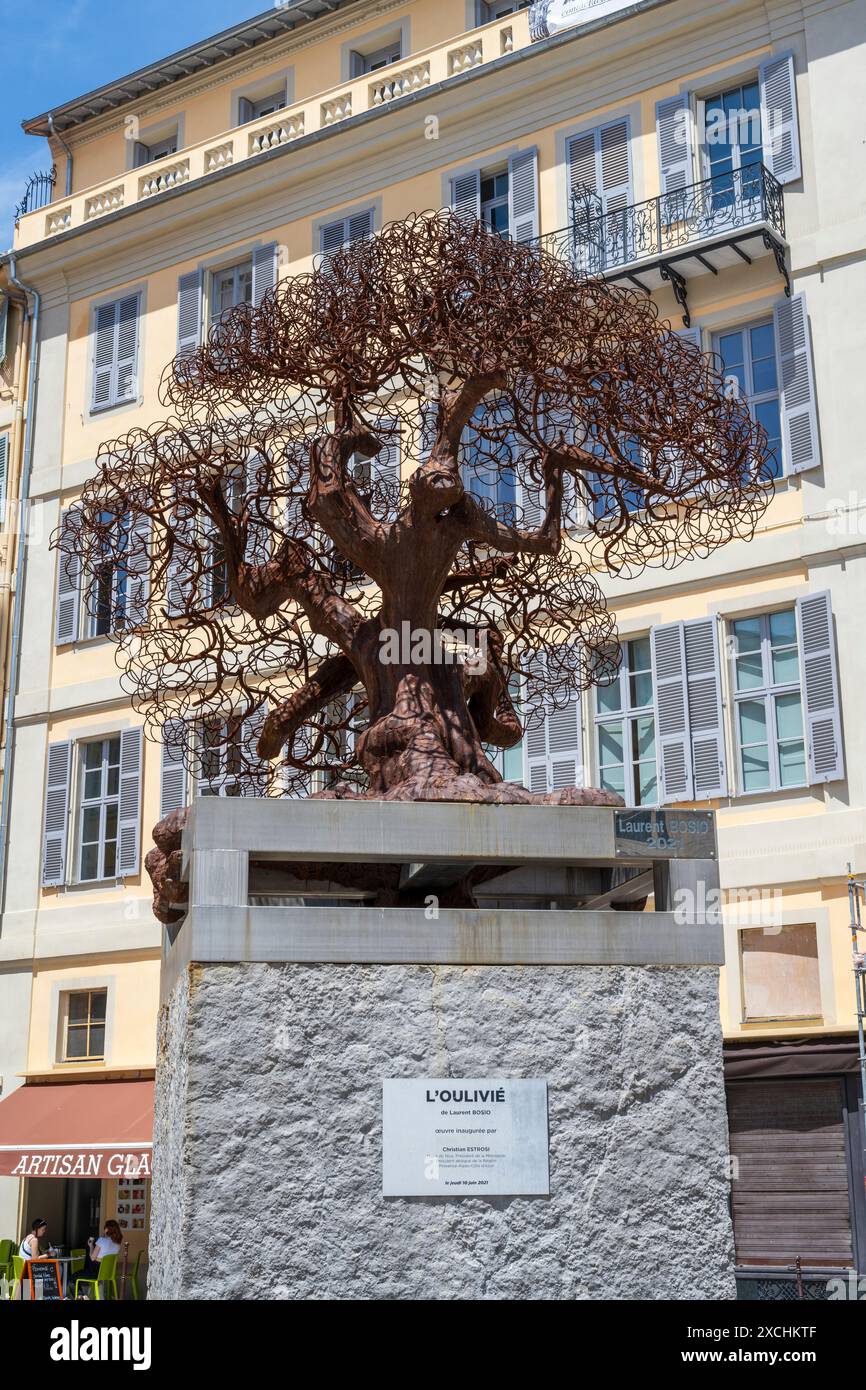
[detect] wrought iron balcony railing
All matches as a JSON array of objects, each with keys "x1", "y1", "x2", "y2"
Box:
[
  {"x1": 15, "y1": 167, "x2": 57, "y2": 222},
  {"x1": 540, "y1": 163, "x2": 785, "y2": 279}
]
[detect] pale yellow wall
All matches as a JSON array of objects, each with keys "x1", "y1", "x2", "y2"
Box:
[{"x1": 25, "y1": 952, "x2": 160, "y2": 1073}]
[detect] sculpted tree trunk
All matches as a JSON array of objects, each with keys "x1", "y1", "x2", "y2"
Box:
[{"x1": 59, "y1": 211, "x2": 773, "y2": 918}]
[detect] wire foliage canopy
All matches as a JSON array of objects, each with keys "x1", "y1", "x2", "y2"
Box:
[{"x1": 58, "y1": 210, "x2": 773, "y2": 806}]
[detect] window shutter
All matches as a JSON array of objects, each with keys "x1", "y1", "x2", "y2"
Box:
[
  {"x1": 114, "y1": 294, "x2": 140, "y2": 405},
  {"x1": 166, "y1": 501, "x2": 197, "y2": 618},
  {"x1": 42, "y1": 740, "x2": 72, "y2": 887},
  {"x1": 0, "y1": 433, "x2": 8, "y2": 511},
  {"x1": 245, "y1": 454, "x2": 272, "y2": 564},
  {"x1": 252, "y1": 242, "x2": 278, "y2": 309},
  {"x1": 124, "y1": 510, "x2": 151, "y2": 628},
  {"x1": 371, "y1": 421, "x2": 401, "y2": 520},
  {"x1": 55, "y1": 509, "x2": 81, "y2": 645},
  {"x1": 567, "y1": 132, "x2": 599, "y2": 202},
  {"x1": 518, "y1": 466, "x2": 544, "y2": 529},
  {"x1": 796, "y1": 591, "x2": 844, "y2": 784},
  {"x1": 521, "y1": 650, "x2": 583, "y2": 793},
  {"x1": 176, "y1": 271, "x2": 203, "y2": 360},
  {"x1": 508, "y1": 147, "x2": 539, "y2": 244},
  {"x1": 238, "y1": 97, "x2": 255, "y2": 124},
  {"x1": 450, "y1": 169, "x2": 481, "y2": 225},
  {"x1": 132, "y1": 141, "x2": 151, "y2": 168},
  {"x1": 349, "y1": 50, "x2": 365, "y2": 79},
  {"x1": 651, "y1": 622, "x2": 694, "y2": 802},
  {"x1": 656, "y1": 94, "x2": 692, "y2": 196},
  {"x1": 241, "y1": 705, "x2": 269, "y2": 796},
  {"x1": 320, "y1": 218, "x2": 347, "y2": 258},
  {"x1": 117, "y1": 727, "x2": 143, "y2": 876},
  {"x1": 683, "y1": 617, "x2": 728, "y2": 799},
  {"x1": 419, "y1": 400, "x2": 438, "y2": 462},
  {"x1": 599, "y1": 120, "x2": 631, "y2": 214},
  {"x1": 92, "y1": 302, "x2": 117, "y2": 411},
  {"x1": 160, "y1": 719, "x2": 189, "y2": 817},
  {"x1": 347, "y1": 209, "x2": 374, "y2": 246},
  {"x1": 0, "y1": 294, "x2": 8, "y2": 369},
  {"x1": 773, "y1": 293, "x2": 820, "y2": 475},
  {"x1": 760, "y1": 52, "x2": 801, "y2": 185}
]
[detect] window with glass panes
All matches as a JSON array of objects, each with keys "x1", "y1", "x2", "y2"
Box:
[
  {"x1": 485, "y1": 675, "x2": 524, "y2": 783},
  {"x1": 486, "y1": 1, "x2": 530, "y2": 16},
  {"x1": 730, "y1": 609, "x2": 806, "y2": 792},
  {"x1": 209, "y1": 261, "x2": 253, "y2": 327},
  {"x1": 461, "y1": 399, "x2": 519, "y2": 509},
  {"x1": 712, "y1": 320, "x2": 782, "y2": 478},
  {"x1": 78, "y1": 737, "x2": 121, "y2": 881},
  {"x1": 594, "y1": 637, "x2": 657, "y2": 804},
  {"x1": 88, "y1": 511, "x2": 129, "y2": 637},
  {"x1": 198, "y1": 719, "x2": 244, "y2": 796},
  {"x1": 702, "y1": 81, "x2": 763, "y2": 202},
  {"x1": 481, "y1": 170, "x2": 510, "y2": 239},
  {"x1": 63, "y1": 990, "x2": 107, "y2": 1061}
]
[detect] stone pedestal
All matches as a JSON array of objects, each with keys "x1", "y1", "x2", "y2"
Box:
[{"x1": 149, "y1": 800, "x2": 736, "y2": 1300}]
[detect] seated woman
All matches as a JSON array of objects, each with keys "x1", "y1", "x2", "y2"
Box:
[
  {"x1": 80, "y1": 1220, "x2": 122, "y2": 1279},
  {"x1": 19, "y1": 1218, "x2": 47, "y2": 1261}
]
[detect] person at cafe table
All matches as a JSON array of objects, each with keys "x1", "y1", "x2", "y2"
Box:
[
  {"x1": 81, "y1": 1220, "x2": 122, "y2": 1278},
  {"x1": 19, "y1": 1218, "x2": 47, "y2": 1261}
]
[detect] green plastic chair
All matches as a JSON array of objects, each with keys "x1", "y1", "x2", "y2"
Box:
[
  {"x1": 70, "y1": 1248, "x2": 86, "y2": 1276},
  {"x1": 129, "y1": 1249, "x2": 144, "y2": 1301},
  {"x1": 0, "y1": 1239, "x2": 13, "y2": 1281},
  {"x1": 10, "y1": 1255, "x2": 25, "y2": 1300},
  {"x1": 75, "y1": 1251, "x2": 119, "y2": 1300}
]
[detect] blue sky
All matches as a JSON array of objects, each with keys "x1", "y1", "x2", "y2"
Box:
[{"x1": 1, "y1": 0, "x2": 269, "y2": 248}]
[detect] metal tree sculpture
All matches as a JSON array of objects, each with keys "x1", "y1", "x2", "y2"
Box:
[{"x1": 59, "y1": 212, "x2": 773, "y2": 917}]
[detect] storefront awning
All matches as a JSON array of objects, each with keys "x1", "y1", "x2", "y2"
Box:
[{"x1": 0, "y1": 1079, "x2": 153, "y2": 1179}]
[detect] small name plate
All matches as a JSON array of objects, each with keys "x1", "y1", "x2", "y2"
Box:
[
  {"x1": 614, "y1": 808, "x2": 716, "y2": 860},
  {"x1": 382, "y1": 1078, "x2": 549, "y2": 1197}
]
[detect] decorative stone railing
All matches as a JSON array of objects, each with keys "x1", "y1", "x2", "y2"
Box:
[{"x1": 14, "y1": 8, "x2": 530, "y2": 249}]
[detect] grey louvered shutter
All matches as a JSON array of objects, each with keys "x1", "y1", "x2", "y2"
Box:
[
  {"x1": 773, "y1": 294, "x2": 820, "y2": 475},
  {"x1": 508, "y1": 147, "x2": 539, "y2": 244},
  {"x1": 117, "y1": 727, "x2": 143, "y2": 876},
  {"x1": 683, "y1": 617, "x2": 727, "y2": 798},
  {"x1": 92, "y1": 302, "x2": 117, "y2": 410},
  {"x1": 238, "y1": 97, "x2": 255, "y2": 125},
  {"x1": 241, "y1": 704, "x2": 269, "y2": 796},
  {"x1": 166, "y1": 499, "x2": 197, "y2": 617},
  {"x1": 42, "y1": 740, "x2": 72, "y2": 887},
  {"x1": 651, "y1": 622, "x2": 694, "y2": 802},
  {"x1": 760, "y1": 52, "x2": 801, "y2": 185},
  {"x1": 114, "y1": 294, "x2": 140, "y2": 404},
  {"x1": 160, "y1": 719, "x2": 188, "y2": 817},
  {"x1": 245, "y1": 454, "x2": 271, "y2": 564},
  {"x1": 567, "y1": 132, "x2": 603, "y2": 272},
  {"x1": 55, "y1": 509, "x2": 81, "y2": 645},
  {"x1": 450, "y1": 169, "x2": 481, "y2": 224},
  {"x1": 656, "y1": 94, "x2": 692, "y2": 196},
  {"x1": 567, "y1": 131, "x2": 599, "y2": 201},
  {"x1": 518, "y1": 465, "x2": 544, "y2": 529},
  {"x1": 796, "y1": 591, "x2": 844, "y2": 784},
  {"x1": 371, "y1": 421, "x2": 401, "y2": 520},
  {"x1": 177, "y1": 271, "x2": 203, "y2": 359},
  {"x1": 0, "y1": 433, "x2": 8, "y2": 510},
  {"x1": 522, "y1": 653, "x2": 550, "y2": 795},
  {"x1": 124, "y1": 510, "x2": 151, "y2": 627},
  {"x1": 521, "y1": 650, "x2": 583, "y2": 793},
  {"x1": 599, "y1": 120, "x2": 631, "y2": 214},
  {"x1": 320, "y1": 217, "x2": 347, "y2": 259},
  {"x1": 347, "y1": 209, "x2": 374, "y2": 246},
  {"x1": 419, "y1": 400, "x2": 438, "y2": 462},
  {"x1": 252, "y1": 242, "x2": 278, "y2": 308},
  {"x1": 0, "y1": 294, "x2": 8, "y2": 368}
]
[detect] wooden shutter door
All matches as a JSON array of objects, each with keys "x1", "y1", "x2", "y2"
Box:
[
  {"x1": 176, "y1": 271, "x2": 203, "y2": 359},
  {"x1": 508, "y1": 148, "x2": 539, "y2": 244},
  {"x1": 727, "y1": 1079, "x2": 854, "y2": 1269},
  {"x1": 656, "y1": 93, "x2": 692, "y2": 196},
  {"x1": 450, "y1": 170, "x2": 481, "y2": 224},
  {"x1": 117, "y1": 727, "x2": 143, "y2": 876},
  {"x1": 760, "y1": 52, "x2": 801, "y2": 185},
  {"x1": 42, "y1": 740, "x2": 73, "y2": 887},
  {"x1": 773, "y1": 293, "x2": 821, "y2": 475},
  {"x1": 796, "y1": 591, "x2": 844, "y2": 784}
]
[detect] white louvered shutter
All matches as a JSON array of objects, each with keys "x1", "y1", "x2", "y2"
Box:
[
  {"x1": 245, "y1": 454, "x2": 272, "y2": 564},
  {"x1": 124, "y1": 510, "x2": 151, "y2": 628},
  {"x1": 114, "y1": 294, "x2": 140, "y2": 405},
  {"x1": 92, "y1": 302, "x2": 117, "y2": 411},
  {"x1": 160, "y1": 719, "x2": 189, "y2": 817},
  {"x1": 796, "y1": 591, "x2": 844, "y2": 784},
  {"x1": 760, "y1": 53, "x2": 801, "y2": 185},
  {"x1": 117, "y1": 727, "x2": 143, "y2": 876},
  {"x1": 656, "y1": 94, "x2": 693, "y2": 197},
  {"x1": 599, "y1": 120, "x2": 631, "y2": 215},
  {"x1": 651, "y1": 622, "x2": 693, "y2": 802},
  {"x1": 521, "y1": 650, "x2": 583, "y2": 793},
  {"x1": 347, "y1": 209, "x2": 374, "y2": 246},
  {"x1": 450, "y1": 170, "x2": 481, "y2": 224},
  {"x1": 176, "y1": 271, "x2": 203, "y2": 359},
  {"x1": 55, "y1": 509, "x2": 81, "y2": 645},
  {"x1": 508, "y1": 148, "x2": 539, "y2": 244},
  {"x1": 773, "y1": 294, "x2": 821, "y2": 475},
  {"x1": 166, "y1": 499, "x2": 197, "y2": 618},
  {"x1": 0, "y1": 433, "x2": 8, "y2": 511},
  {"x1": 241, "y1": 705, "x2": 269, "y2": 796},
  {"x1": 252, "y1": 242, "x2": 278, "y2": 308},
  {"x1": 683, "y1": 617, "x2": 727, "y2": 798},
  {"x1": 41, "y1": 740, "x2": 72, "y2": 887}
]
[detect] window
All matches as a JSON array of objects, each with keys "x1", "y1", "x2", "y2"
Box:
[
  {"x1": 713, "y1": 320, "x2": 782, "y2": 477},
  {"x1": 210, "y1": 261, "x2": 253, "y2": 328},
  {"x1": 484, "y1": 0, "x2": 530, "y2": 17},
  {"x1": 239, "y1": 88, "x2": 286, "y2": 123},
  {"x1": 481, "y1": 169, "x2": 510, "y2": 239},
  {"x1": 461, "y1": 399, "x2": 519, "y2": 508},
  {"x1": 198, "y1": 719, "x2": 244, "y2": 797},
  {"x1": 730, "y1": 608, "x2": 806, "y2": 792},
  {"x1": 739, "y1": 923, "x2": 821, "y2": 1022},
  {"x1": 87, "y1": 511, "x2": 129, "y2": 638},
  {"x1": 701, "y1": 81, "x2": 763, "y2": 202},
  {"x1": 319, "y1": 208, "x2": 375, "y2": 259},
  {"x1": 77, "y1": 736, "x2": 122, "y2": 881},
  {"x1": 91, "y1": 293, "x2": 140, "y2": 413},
  {"x1": 62, "y1": 990, "x2": 107, "y2": 1062},
  {"x1": 594, "y1": 637, "x2": 657, "y2": 804},
  {"x1": 133, "y1": 132, "x2": 179, "y2": 166},
  {"x1": 351, "y1": 37, "x2": 402, "y2": 76}
]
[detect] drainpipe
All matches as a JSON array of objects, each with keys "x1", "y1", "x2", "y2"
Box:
[
  {"x1": 46, "y1": 114, "x2": 73, "y2": 197},
  {"x1": 0, "y1": 257, "x2": 41, "y2": 905}
]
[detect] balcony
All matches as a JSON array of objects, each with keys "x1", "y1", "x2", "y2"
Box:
[
  {"x1": 540, "y1": 164, "x2": 790, "y2": 325},
  {"x1": 13, "y1": 8, "x2": 527, "y2": 251}
]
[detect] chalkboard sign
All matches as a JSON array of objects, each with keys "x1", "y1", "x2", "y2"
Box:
[{"x1": 28, "y1": 1259, "x2": 63, "y2": 1300}]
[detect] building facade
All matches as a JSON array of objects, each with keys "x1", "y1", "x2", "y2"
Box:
[{"x1": 1, "y1": 0, "x2": 864, "y2": 1295}]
